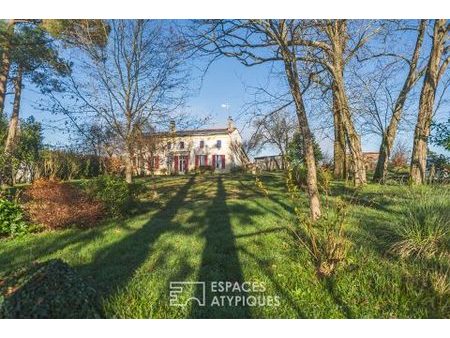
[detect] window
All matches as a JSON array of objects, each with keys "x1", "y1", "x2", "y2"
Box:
[
  {"x1": 200, "y1": 140, "x2": 204, "y2": 148},
  {"x1": 167, "y1": 142, "x2": 172, "y2": 150},
  {"x1": 216, "y1": 140, "x2": 222, "y2": 148},
  {"x1": 215, "y1": 155, "x2": 221, "y2": 168},
  {"x1": 195, "y1": 155, "x2": 207, "y2": 167},
  {"x1": 213, "y1": 155, "x2": 225, "y2": 169},
  {"x1": 179, "y1": 141, "x2": 184, "y2": 149}
]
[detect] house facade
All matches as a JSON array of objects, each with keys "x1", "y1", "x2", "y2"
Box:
[{"x1": 135, "y1": 118, "x2": 249, "y2": 175}]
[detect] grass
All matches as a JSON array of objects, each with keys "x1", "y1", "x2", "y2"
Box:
[{"x1": 0, "y1": 173, "x2": 449, "y2": 318}]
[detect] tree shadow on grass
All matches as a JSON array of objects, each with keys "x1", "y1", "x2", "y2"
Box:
[
  {"x1": 237, "y1": 179, "x2": 294, "y2": 215},
  {"x1": 77, "y1": 176, "x2": 196, "y2": 299},
  {"x1": 189, "y1": 177, "x2": 250, "y2": 318},
  {"x1": 0, "y1": 227, "x2": 107, "y2": 273}
]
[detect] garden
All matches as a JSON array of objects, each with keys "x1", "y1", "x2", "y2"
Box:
[{"x1": 0, "y1": 173, "x2": 448, "y2": 318}]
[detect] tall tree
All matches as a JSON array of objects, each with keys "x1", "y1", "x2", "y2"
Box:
[
  {"x1": 0, "y1": 19, "x2": 16, "y2": 117},
  {"x1": 372, "y1": 20, "x2": 427, "y2": 183},
  {"x1": 292, "y1": 20, "x2": 379, "y2": 185},
  {"x1": 192, "y1": 20, "x2": 322, "y2": 219},
  {"x1": 410, "y1": 19, "x2": 449, "y2": 184},
  {"x1": 2, "y1": 25, "x2": 68, "y2": 185},
  {"x1": 51, "y1": 20, "x2": 189, "y2": 183},
  {"x1": 0, "y1": 19, "x2": 107, "y2": 118}
]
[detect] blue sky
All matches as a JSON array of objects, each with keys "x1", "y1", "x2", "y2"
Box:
[{"x1": 4, "y1": 20, "x2": 449, "y2": 159}]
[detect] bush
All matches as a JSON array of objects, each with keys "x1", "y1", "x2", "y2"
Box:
[
  {"x1": 292, "y1": 164, "x2": 332, "y2": 192},
  {"x1": 291, "y1": 199, "x2": 349, "y2": 278},
  {"x1": 0, "y1": 198, "x2": 29, "y2": 237},
  {"x1": 286, "y1": 167, "x2": 349, "y2": 278},
  {"x1": 0, "y1": 259, "x2": 102, "y2": 318},
  {"x1": 389, "y1": 189, "x2": 449, "y2": 259},
  {"x1": 84, "y1": 175, "x2": 133, "y2": 217},
  {"x1": 23, "y1": 179, "x2": 105, "y2": 229}
]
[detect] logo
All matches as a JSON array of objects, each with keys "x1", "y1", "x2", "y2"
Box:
[
  {"x1": 169, "y1": 281, "x2": 280, "y2": 307},
  {"x1": 169, "y1": 281, "x2": 206, "y2": 307}
]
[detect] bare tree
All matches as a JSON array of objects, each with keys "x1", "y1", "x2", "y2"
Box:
[
  {"x1": 50, "y1": 20, "x2": 189, "y2": 183},
  {"x1": 252, "y1": 109, "x2": 297, "y2": 168},
  {"x1": 410, "y1": 19, "x2": 449, "y2": 184},
  {"x1": 291, "y1": 20, "x2": 382, "y2": 186},
  {"x1": 370, "y1": 20, "x2": 427, "y2": 183},
  {"x1": 191, "y1": 19, "x2": 322, "y2": 220}
]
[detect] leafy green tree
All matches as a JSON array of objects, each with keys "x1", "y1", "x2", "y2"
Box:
[
  {"x1": 0, "y1": 19, "x2": 108, "y2": 118},
  {"x1": 287, "y1": 131, "x2": 323, "y2": 167},
  {"x1": 1, "y1": 25, "x2": 68, "y2": 185},
  {"x1": 431, "y1": 118, "x2": 450, "y2": 151},
  {"x1": 10, "y1": 116, "x2": 43, "y2": 183},
  {"x1": 4, "y1": 25, "x2": 68, "y2": 154}
]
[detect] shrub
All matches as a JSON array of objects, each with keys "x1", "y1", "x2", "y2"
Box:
[
  {"x1": 286, "y1": 167, "x2": 349, "y2": 278},
  {"x1": 0, "y1": 198, "x2": 29, "y2": 237},
  {"x1": 255, "y1": 175, "x2": 269, "y2": 197},
  {"x1": 103, "y1": 156, "x2": 124, "y2": 176},
  {"x1": 292, "y1": 164, "x2": 332, "y2": 192},
  {"x1": 23, "y1": 179, "x2": 105, "y2": 229},
  {"x1": 389, "y1": 191, "x2": 449, "y2": 259},
  {"x1": 83, "y1": 175, "x2": 133, "y2": 217},
  {"x1": 292, "y1": 199, "x2": 349, "y2": 278},
  {"x1": 0, "y1": 259, "x2": 102, "y2": 318}
]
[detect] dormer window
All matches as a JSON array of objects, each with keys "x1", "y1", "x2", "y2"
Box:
[
  {"x1": 179, "y1": 141, "x2": 185, "y2": 149},
  {"x1": 200, "y1": 140, "x2": 204, "y2": 148},
  {"x1": 216, "y1": 140, "x2": 222, "y2": 149}
]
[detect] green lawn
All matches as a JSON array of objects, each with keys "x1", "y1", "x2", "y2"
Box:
[{"x1": 0, "y1": 173, "x2": 449, "y2": 318}]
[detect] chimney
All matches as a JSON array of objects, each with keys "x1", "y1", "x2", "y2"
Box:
[
  {"x1": 227, "y1": 116, "x2": 235, "y2": 132},
  {"x1": 169, "y1": 120, "x2": 176, "y2": 133}
]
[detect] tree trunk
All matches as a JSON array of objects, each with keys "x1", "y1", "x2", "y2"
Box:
[
  {"x1": 333, "y1": 75, "x2": 367, "y2": 186},
  {"x1": 410, "y1": 19, "x2": 448, "y2": 184},
  {"x1": 0, "y1": 19, "x2": 15, "y2": 117},
  {"x1": 125, "y1": 153, "x2": 133, "y2": 183},
  {"x1": 4, "y1": 65, "x2": 23, "y2": 155},
  {"x1": 373, "y1": 20, "x2": 426, "y2": 183},
  {"x1": 281, "y1": 48, "x2": 321, "y2": 220},
  {"x1": 326, "y1": 21, "x2": 366, "y2": 186},
  {"x1": 332, "y1": 90, "x2": 346, "y2": 179},
  {"x1": 2, "y1": 65, "x2": 23, "y2": 186}
]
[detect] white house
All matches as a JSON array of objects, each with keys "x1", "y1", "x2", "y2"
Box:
[{"x1": 134, "y1": 118, "x2": 249, "y2": 175}]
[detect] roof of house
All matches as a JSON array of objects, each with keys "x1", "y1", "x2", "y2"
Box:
[
  {"x1": 254, "y1": 154, "x2": 283, "y2": 160},
  {"x1": 145, "y1": 128, "x2": 234, "y2": 138}
]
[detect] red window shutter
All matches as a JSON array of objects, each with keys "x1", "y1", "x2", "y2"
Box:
[
  {"x1": 155, "y1": 156, "x2": 160, "y2": 169},
  {"x1": 221, "y1": 155, "x2": 225, "y2": 169},
  {"x1": 173, "y1": 156, "x2": 178, "y2": 172},
  {"x1": 205, "y1": 155, "x2": 208, "y2": 166},
  {"x1": 195, "y1": 155, "x2": 199, "y2": 168},
  {"x1": 212, "y1": 155, "x2": 216, "y2": 169},
  {"x1": 185, "y1": 156, "x2": 189, "y2": 171}
]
